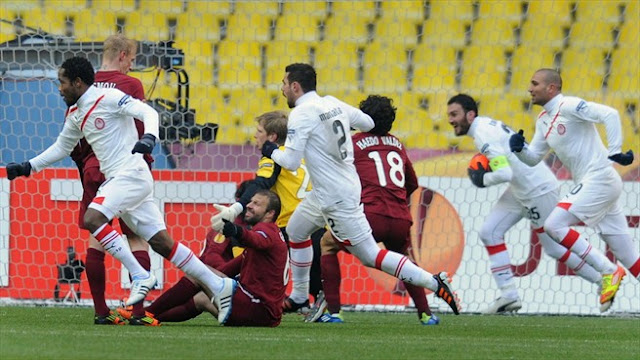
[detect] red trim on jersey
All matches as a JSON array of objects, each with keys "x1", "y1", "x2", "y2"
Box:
[
  {"x1": 544, "y1": 103, "x2": 564, "y2": 139},
  {"x1": 537, "y1": 110, "x2": 547, "y2": 119},
  {"x1": 91, "y1": 196, "x2": 105, "y2": 205},
  {"x1": 557, "y1": 202, "x2": 572, "y2": 211},
  {"x1": 375, "y1": 249, "x2": 389, "y2": 270},
  {"x1": 486, "y1": 243, "x2": 507, "y2": 255},
  {"x1": 560, "y1": 229, "x2": 580, "y2": 249},
  {"x1": 629, "y1": 258, "x2": 640, "y2": 277},
  {"x1": 290, "y1": 239, "x2": 312, "y2": 249},
  {"x1": 558, "y1": 250, "x2": 571, "y2": 263},
  {"x1": 65, "y1": 106, "x2": 78, "y2": 117},
  {"x1": 80, "y1": 95, "x2": 105, "y2": 131},
  {"x1": 533, "y1": 227, "x2": 545, "y2": 233},
  {"x1": 168, "y1": 241, "x2": 179, "y2": 260}
]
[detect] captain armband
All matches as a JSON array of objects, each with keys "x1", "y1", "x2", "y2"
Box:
[{"x1": 489, "y1": 155, "x2": 510, "y2": 171}]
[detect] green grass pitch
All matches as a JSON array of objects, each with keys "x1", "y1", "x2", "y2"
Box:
[{"x1": 1, "y1": 306, "x2": 638, "y2": 360}]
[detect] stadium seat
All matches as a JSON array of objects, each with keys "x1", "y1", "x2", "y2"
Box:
[
  {"x1": 2, "y1": 0, "x2": 39, "y2": 11},
  {"x1": 282, "y1": 1, "x2": 328, "y2": 19},
  {"x1": 510, "y1": 46, "x2": 560, "y2": 89},
  {"x1": 274, "y1": 14, "x2": 322, "y2": 43},
  {"x1": 122, "y1": 11, "x2": 170, "y2": 42},
  {"x1": 71, "y1": 9, "x2": 119, "y2": 41},
  {"x1": 568, "y1": 22, "x2": 616, "y2": 49},
  {"x1": 0, "y1": 10, "x2": 17, "y2": 43},
  {"x1": 139, "y1": 0, "x2": 184, "y2": 14},
  {"x1": 561, "y1": 47, "x2": 607, "y2": 95},
  {"x1": 323, "y1": 15, "x2": 371, "y2": 44},
  {"x1": 427, "y1": 0, "x2": 474, "y2": 22},
  {"x1": 608, "y1": 47, "x2": 640, "y2": 97},
  {"x1": 330, "y1": 0, "x2": 377, "y2": 21},
  {"x1": 175, "y1": 12, "x2": 224, "y2": 42},
  {"x1": 460, "y1": 46, "x2": 507, "y2": 93},
  {"x1": 43, "y1": 0, "x2": 88, "y2": 11},
  {"x1": 234, "y1": 1, "x2": 281, "y2": 17},
  {"x1": 519, "y1": 19, "x2": 567, "y2": 51},
  {"x1": 617, "y1": 19, "x2": 640, "y2": 49},
  {"x1": 91, "y1": 0, "x2": 136, "y2": 13},
  {"x1": 373, "y1": 17, "x2": 422, "y2": 46},
  {"x1": 16, "y1": 8, "x2": 67, "y2": 38},
  {"x1": 412, "y1": 45, "x2": 458, "y2": 93},
  {"x1": 524, "y1": 0, "x2": 574, "y2": 26},
  {"x1": 225, "y1": 14, "x2": 274, "y2": 43},
  {"x1": 477, "y1": 0, "x2": 523, "y2": 23},
  {"x1": 185, "y1": 0, "x2": 232, "y2": 15},
  {"x1": 314, "y1": 41, "x2": 362, "y2": 93},
  {"x1": 362, "y1": 42, "x2": 409, "y2": 94},
  {"x1": 471, "y1": 18, "x2": 518, "y2": 49},
  {"x1": 575, "y1": 0, "x2": 624, "y2": 24},
  {"x1": 265, "y1": 41, "x2": 313, "y2": 91},
  {"x1": 379, "y1": 0, "x2": 427, "y2": 21},
  {"x1": 216, "y1": 40, "x2": 262, "y2": 89},
  {"x1": 422, "y1": 19, "x2": 468, "y2": 49}
]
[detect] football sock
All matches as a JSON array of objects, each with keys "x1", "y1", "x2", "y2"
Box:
[
  {"x1": 155, "y1": 298, "x2": 201, "y2": 323},
  {"x1": 289, "y1": 239, "x2": 313, "y2": 303},
  {"x1": 538, "y1": 231, "x2": 601, "y2": 283},
  {"x1": 320, "y1": 254, "x2": 342, "y2": 314},
  {"x1": 92, "y1": 223, "x2": 147, "y2": 279},
  {"x1": 601, "y1": 233, "x2": 640, "y2": 279},
  {"x1": 375, "y1": 249, "x2": 438, "y2": 291},
  {"x1": 169, "y1": 241, "x2": 224, "y2": 295},
  {"x1": 86, "y1": 248, "x2": 109, "y2": 316},
  {"x1": 485, "y1": 243, "x2": 518, "y2": 298},
  {"x1": 404, "y1": 280, "x2": 431, "y2": 317},
  {"x1": 146, "y1": 276, "x2": 200, "y2": 316},
  {"x1": 131, "y1": 250, "x2": 151, "y2": 317}
]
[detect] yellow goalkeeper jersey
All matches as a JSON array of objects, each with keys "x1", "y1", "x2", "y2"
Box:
[{"x1": 256, "y1": 147, "x2": 311, "y2": 228}]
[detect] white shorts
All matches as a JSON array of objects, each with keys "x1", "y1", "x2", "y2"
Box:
[
  {"x1": 88, "y1": 167, "x2": 166, "y2": 240},
  {"x1": 289, "y1": 191, "x2": 372, "y2": 246},
  {"x1": 560, "y1": 167, "x2": 622, "y2": 228}
]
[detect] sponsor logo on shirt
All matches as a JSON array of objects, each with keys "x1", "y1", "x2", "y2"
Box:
[
  {"x1": 118, "y1": 95, "x2": 132, "y2": 107},
  {"x1": 95, "y1": 117, "x2": 105, "y2": 130},
  {"x1": 287, "y1": 129, "x2": 295, "y2": 135},
  {"x1": 480, "y1": 143, "x2": 489, "y2": 153},
  {"x1": 576, "y1": 100, "x2": 587, "y2": 112}
]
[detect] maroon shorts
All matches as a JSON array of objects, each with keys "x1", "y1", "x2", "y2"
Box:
[
  {"x1": 331, "y1": 213, "x2": 412, "y2": 254},
  {"x1": 224, "y1": 287, "x2": 281, "y2": 327},
  {"x1": 79, "y1": 166, "x2": 135, "y2": 236}
]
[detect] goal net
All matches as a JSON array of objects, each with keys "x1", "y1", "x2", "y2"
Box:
[{"x1": 1, "y1": 0, "x2": 638, "y2": 315}]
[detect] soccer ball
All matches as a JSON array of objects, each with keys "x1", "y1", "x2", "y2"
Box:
[{"x1": 468, "y1": 153, "x2": 491, "y2": 171}]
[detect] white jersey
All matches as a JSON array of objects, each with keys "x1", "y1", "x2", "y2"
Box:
[
  {"x1": 517, "y1": 94, "x2": 623, "y2": 183},
  {"x1": 30, "y1": 86, "x2": 159, "y2": 178},
  {"x1": 284, "y1": 91, "x2": 374, "y2": 207},
  {"x1": 469, "y1": 116, "x2": 557, "y2": 200}
]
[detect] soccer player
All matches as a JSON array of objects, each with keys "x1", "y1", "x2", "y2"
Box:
[
  {"x1": 75, "y1": 34, "x2": 154, "y2": 325},
  {"x1": 510, "y1": 68, "x2": 638, "y2": 312},
  {"x1": 305, "y1": 95, "x2": 438, "y2": 325},
  {"x1": 447, "y1": 94, "x2": 602, "y2": 314},
  {"x1": 4, "y1": 56, "x2": 237, "y2": 324},
  {"x1": 255, "y1": 63, "x2": 461, "y2": 315}
]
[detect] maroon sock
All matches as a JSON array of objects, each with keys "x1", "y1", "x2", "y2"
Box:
[
  {"x1": 321, "y1": 254, "x2": 342, "y2": 314},
  {"x1": 86, "y1": 248, "x2": 109, "y2": 316},
  {"x1": 404, "y1": 281, "x2": 431, "y2": 318},
  {"x1": 145, "y1": 277, "x2": 199, "y2": 316},
  {"x1": 131, "y1": 250, "x2": 151, "y2": 317},
  {"x1": 155, "y1": 298, "x2": 202, "y2": 323}
]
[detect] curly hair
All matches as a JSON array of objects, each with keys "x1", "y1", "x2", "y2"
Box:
[
  {"x1": 60, "y1": 56, "x2": 95, "y2": 86},
  {"x1": 359, "y1": 95, "x2": 396, "y2": 136}
]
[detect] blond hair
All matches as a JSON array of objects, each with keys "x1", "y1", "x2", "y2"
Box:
[
  {"x1": 255, "y1": 110, "x2": 288, "y2": 145},
  {"x1": 102, "y1": 34, "x2": 136, "y2": 62}
]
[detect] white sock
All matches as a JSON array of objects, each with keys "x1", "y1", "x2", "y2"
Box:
[
  {"x1": 560, "y1": 249, "x2": 602, "y2": 283},
  {"x1": 375, "y1": 249, "x2": 438, "y2": 291},
  {"x1": 170, "y1": 242, "x2": 224, "y2": 295},
  {"x1": 485, "y1": 243, "x2": 518, "y2": 298},
  {"x1": 93, "y1": 223, "x2": 147, "y2": 278},
  {"x1": 289, "y1": 240, "x2": 313, "y2": 303}
]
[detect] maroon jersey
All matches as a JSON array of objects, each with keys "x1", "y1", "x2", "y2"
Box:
[
  {"x1": 352, "y1": 132, "x2": 418, "y2": 223},
  {"x1": 70, "y1": 70, "x2": 152, "y2": 169},
  {"x1": 219, "y1": 222, "x2": 288, "y2": 321}
]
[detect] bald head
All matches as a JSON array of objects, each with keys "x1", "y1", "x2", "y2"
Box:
[
  {"x1": 535, "y1": 68, "x2": 562, "y2": 91},
  {"x1": 529, "y1": 68, "x2": 563, "y2": 106}
]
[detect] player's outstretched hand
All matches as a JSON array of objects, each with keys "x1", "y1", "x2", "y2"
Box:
[
  {"x1": 6, "y1": 161, "x2": 32, "y2": 180},
  {"x1": 261, "y1": 140, "x2": 278, "y2": 159},
  {"x1": 131, "y1": 134, "x2": 156, "y2": 154},
  {"x1": 609, "y1": 150, "x2": 634, "y2": 166},
  {"x1": 509, "y1": 129, "x2": 525, "y2": 153},
  {"x1": 221, "y1": 219, "x2": 243, "y2": 239},
  {"x1": 467, "y1": 162, "x2": 487, "y2": 188}
]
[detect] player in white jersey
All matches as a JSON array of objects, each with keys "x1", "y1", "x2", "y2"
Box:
[
  {"x1": 4, "y1": 56, "x2": 237, "y2": 324},
  {"x1": 257, "y1": 63, "x2": 460, "y2": 315},
  {"x1": 510, "y1": 68, "x2": 638, "y2": 312},
  {"x1": 447, "y1": 94, "x2": 601, "y2": 314}
]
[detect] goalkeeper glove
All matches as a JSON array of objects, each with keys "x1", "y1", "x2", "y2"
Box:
[
  {"x1": 221, "y1": 219, "x2": 243, "y2": 239},
  {"x1": 6, "y1": 161, "x2": 32, "y2": 180},
  {"x1": 509, "y1": 129, "x2": 525, "y2": 153},
  {"x1": 211, "y1": 202, "x2": 244, "y2": 231},
  {"x1": 131, "y1": 133, "x2": 156, "y2": 154},
  {"x1": 261, "y1": 140, "x2": 279, "y2": 159},
  {"x1": 467, "y1": 162, "x2": 488, "y2": 188},
  {"x1": 609, "y1": 150, "x2": 634, "y2": 166}
]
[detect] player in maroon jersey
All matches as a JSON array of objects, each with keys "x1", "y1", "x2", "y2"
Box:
[
  {"x1": 73, "y1": 34, "x2": 154, "y2": 326},
  {"x1": 305, "y1": 95, "x2": 439, "y2": 325}
]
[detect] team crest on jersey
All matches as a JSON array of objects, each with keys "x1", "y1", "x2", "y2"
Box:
[
  {"x1": 95, "y1": 117, "x2": 105, "y2": 129},
  {"x1": 118, "y1": 95, "x2": 132, "y2": 107},
  {"x1": 557, "y1": 124, "x2": 566, "y2": 135},
  {"x1": 213, "y1": 233, "x2": 226, "y2": 243}
]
